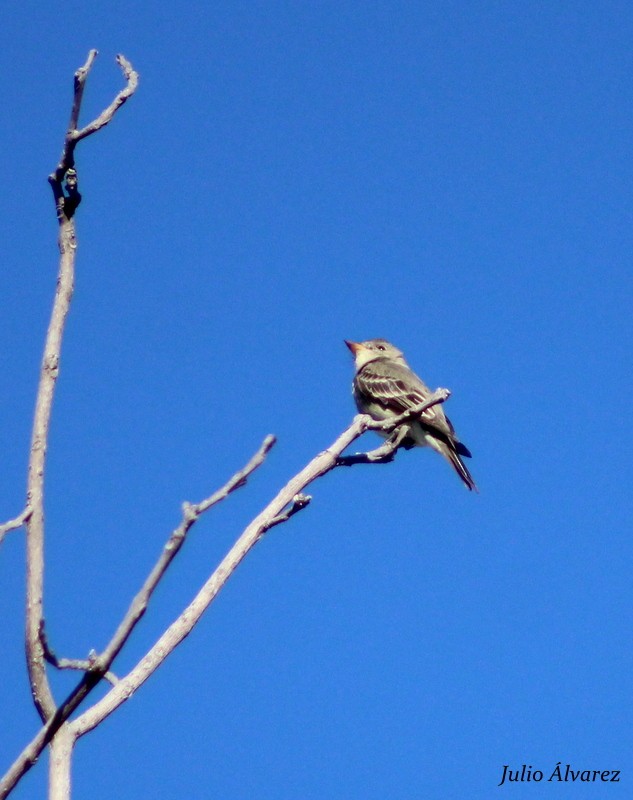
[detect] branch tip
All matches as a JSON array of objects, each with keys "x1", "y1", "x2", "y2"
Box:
[
  {"x1": 75, "y1": 49, "x2": 98, "y2": 82},
  {"x1": 263, "y1": 433, "x2": 277, "y2": 450},
  {"x1": 50, "y1": 49, "x2": 139, "y2": 219},
  {"x1": 116, "y1": 53, "x2": 137, "y2": 83}
]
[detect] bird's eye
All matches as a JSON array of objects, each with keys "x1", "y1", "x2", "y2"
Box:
[{"x1": 376, "y1": 344, "x2": 385, "y2": 351}]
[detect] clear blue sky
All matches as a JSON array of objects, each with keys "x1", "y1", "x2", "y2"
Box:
[{"x1": 1, "y1": 2, "x2": 631, "y2": 798}]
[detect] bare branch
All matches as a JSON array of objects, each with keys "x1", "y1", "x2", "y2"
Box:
[
  {"x1": 25, "y1": 241, "x2": 74, "y2": 722},
  {"x1": 68, "y1": 394, "x2": 454, "y2": 736},
  {"x1": 0, "y1": 436, "x2": 275, "y2": 797},
  {"x1": 91, "y1": 434, "x2": 276, "y2": 673},
  {"x1": 0, "y1": 506, "x2": 31, "y2": 547},
  {"x1": 48, "y1": 724, "x2": 73, "y2": 800},
  {"x1": 50, "y1": 52, "x2": 139, "y2": 197},
  {"x1": 46, "y1": 658, "x2": 119, "y2": 688},
  {"x1": 73, "y1": 55, "x2": 139, "y2": 143},
  {"x1": 25, "y1": 50, "x2": 139, "y2": 726},
  {"x1": 68, "y1": 50, "x2": 98, "y2": 136},
  {"x1": 5, "y1": 373, "x2": 450, "y2": 795},
  {"x1": 70, "y1": 412, "x2": 414, "y2": 736},
  {"x1": 1, "y1": 384, "x2": 451, "y2": 794},
  {"x1": 337, "y1": 425, "x2": 412, "y2": 466}
]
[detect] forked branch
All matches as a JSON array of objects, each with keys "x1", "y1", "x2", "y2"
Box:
[
  {"x1": 25, "y1": 51, "x2": 139, "y2": 728},
  {"x1": 49, "y1": 51, "x2": 139, "y2": 218},
  {"x1": 2, "y1": 388, "x2": 451, "y2": 796},
  {"x1": 2, "y1": 47, "x2": 455, "y2": 800},
  {"x1": 2, "y1": 435, "x2": 276, "y2": 798},
  {"x1": 70, "y1": 390, "x2": 451, "y2": 736}
]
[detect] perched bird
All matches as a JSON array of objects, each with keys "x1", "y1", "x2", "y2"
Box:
[{"x1": 345, "y1": 338, "x2": 477, "y2": 491}]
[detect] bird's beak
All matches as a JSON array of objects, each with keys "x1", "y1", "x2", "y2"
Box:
[{"x1": 344, "y1": 339, "x2": 362, "y2": 355}]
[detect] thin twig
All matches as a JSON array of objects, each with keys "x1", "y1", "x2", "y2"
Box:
[
  {"x1": 74, "y1": 55, "x2": 139, "y2": 143},
  {"x1": 46, "y1": 658, "x2": 119, "y2": 688},
  {"x1": 40, "y1": 625, "x2": 118, "y2": 686},
  {"x1": 267, "y1": 493, "x2": 312, "y2": 529},
  {"x1": 337, "y1": 425, "x2": 411, "y2": 465},
  {"x1": 0, "y1": 506, "x2": 31, "y2": 547},
  {"x1": 92, "y1": 434, "x2": 276, "y2": 672}
]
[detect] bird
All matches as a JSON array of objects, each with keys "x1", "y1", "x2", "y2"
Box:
[{"x1": 345, "y1": 338, "x2": 477, "y2": 491}]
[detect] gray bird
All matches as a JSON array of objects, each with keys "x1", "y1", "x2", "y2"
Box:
[{"x1": 345, "y1": 338, "x2": 477, "y2": 491}]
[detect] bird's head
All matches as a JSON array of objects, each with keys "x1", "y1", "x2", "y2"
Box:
[{"x1": 344, "y1": 338, "x2": 407, "y2": 368}]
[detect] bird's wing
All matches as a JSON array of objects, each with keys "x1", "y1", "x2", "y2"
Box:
[{"x1": 355, "y1": 359, "x2": 463, "y2": 447}]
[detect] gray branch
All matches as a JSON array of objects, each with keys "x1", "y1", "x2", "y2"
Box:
[
  {"x1": 1, "y1": 436, "x2": 276, "y2": 798},
  {"x1": 24, "y1": 50, "x2": 139, "y2": 732},
  {"x1": 0, "y1": 506, "x2": 31, "y2": 548},
  {"x1": 2, "y1": 385, "x2": 452, "y2": 796},
  {"x1": 1, "y1": 47, "x2": 455, "y2": 800},
  {"x1": 49, "y1": 51, "x2": 139, "y2": 219}
]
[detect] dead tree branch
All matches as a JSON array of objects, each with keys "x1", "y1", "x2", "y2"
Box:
[
  {"x1": 2, "y1": 48, "x2": 454, "y2": 800},
  {"x1": 24, "y1": 49, "x2": 139, "y2": 733},
  {"x1": 49, "y1": 51, "x2": 139, "y2": 219},
  {"x1": 69, "y1": 393, "x2": 450, "y2": 737},
  {"x1": 2, "y1": 386, "x2": 451, "y2": 798},
  {"x1": 1, "y1": 435, "x2": 276, "y2": 798}
]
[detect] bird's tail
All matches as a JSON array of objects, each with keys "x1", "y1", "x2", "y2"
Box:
[
  {"x1": 426, "y1": 436, "x2": 478, "y2": 492},
  {"x1": 446, "y1": 446, "x2": 478, "y2": 492},
  {"x1": 418, "y1": 426, "x2": 478, "y2": 491}
]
